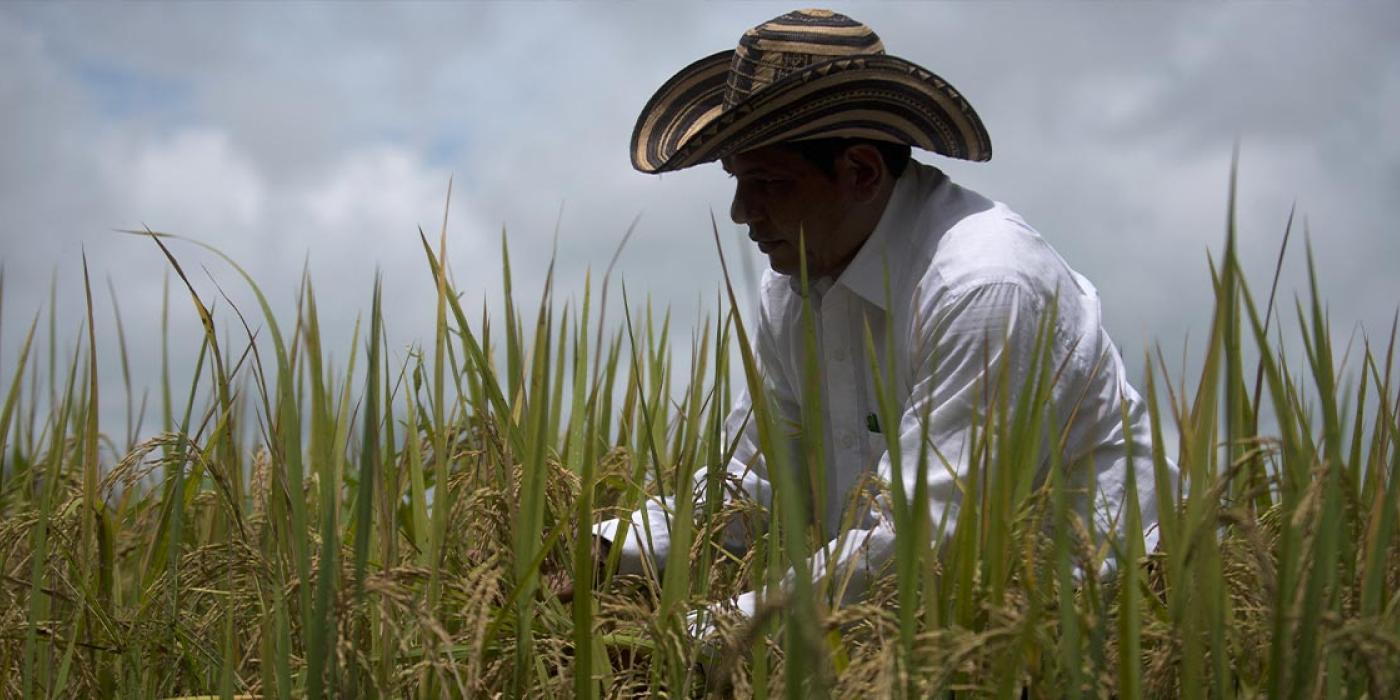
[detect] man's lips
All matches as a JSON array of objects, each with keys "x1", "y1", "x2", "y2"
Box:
[{"x1": 755, "y1": 239, "x2": 787, "y2": 253}]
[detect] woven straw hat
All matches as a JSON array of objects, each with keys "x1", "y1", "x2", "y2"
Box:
[{"x1": 630, "y1": 8, "x2": 992, "y2": 174}]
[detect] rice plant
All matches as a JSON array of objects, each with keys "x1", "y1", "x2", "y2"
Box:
[{"x1": 1, "y1": 175, "x2": 1398, "y2": 698}]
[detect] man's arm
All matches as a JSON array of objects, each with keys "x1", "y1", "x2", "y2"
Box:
[{"x1": 592, "y1": 309, "x2": 799, "y2": 578}]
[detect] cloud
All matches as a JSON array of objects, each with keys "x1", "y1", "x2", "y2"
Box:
[
  {"x1": 108, "y1": 128, "x2": 266, "y2": 231},
  {"x1": 0, "y1": 2, "x2": 1396, "y2": 443},
  {"x1": 304, "y1": 145, "x2": 453, "y2": 240}
]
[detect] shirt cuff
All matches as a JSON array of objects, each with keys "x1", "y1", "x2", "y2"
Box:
[{"x1": 687, "y1": 590, "x2": 759, "y2": 640}]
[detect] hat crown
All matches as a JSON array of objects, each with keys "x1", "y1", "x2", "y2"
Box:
[{"x1": 722, "y1": 9, "x2": 885, "y2": 109}]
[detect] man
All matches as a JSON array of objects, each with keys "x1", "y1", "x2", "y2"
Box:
[{"x1": 588, "y1": 8, "x2": 1168, "y2": 618}]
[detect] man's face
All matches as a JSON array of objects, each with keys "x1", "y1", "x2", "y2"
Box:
[{"x1": 723, "y1": 145, "x2": 871, "y2": 279}]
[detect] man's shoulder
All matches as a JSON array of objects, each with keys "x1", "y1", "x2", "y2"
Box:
[
  {"x1": 914, "y1": 187, "x2": 1085, "y2": 304},
  {"x1": 892, "y1": 163, "x2": 1049, "y2": 291}
]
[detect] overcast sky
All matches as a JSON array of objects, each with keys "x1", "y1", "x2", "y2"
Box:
[{"x1": 2, "y1": 2, "x2": 1397, "y2": 440}]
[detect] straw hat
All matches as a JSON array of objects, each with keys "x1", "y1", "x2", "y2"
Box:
[{"x1": 630, "y1": 8, "x2": 992, "y2": 174}]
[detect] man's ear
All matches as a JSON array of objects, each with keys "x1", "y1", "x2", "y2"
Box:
[{"x1": 837, "y1": 144, "x2": 887, "y2": 203}]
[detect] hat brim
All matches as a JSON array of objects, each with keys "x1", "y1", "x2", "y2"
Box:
[{"x1": 631, "y1": 51, "x2": 992, "y2": 173}]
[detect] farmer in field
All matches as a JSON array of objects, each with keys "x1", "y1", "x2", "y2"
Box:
[{"x1": 587, "y1": 9, "x2": 1167, "y2": 618}]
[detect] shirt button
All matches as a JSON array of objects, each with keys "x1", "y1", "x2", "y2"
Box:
[{"x1": 839, "y1": 432, "x2": 855, "y2": 449}]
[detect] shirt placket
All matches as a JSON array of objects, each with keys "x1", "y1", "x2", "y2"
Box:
[{"x1": 819, "y1": 286, "x2": 862, "y2": 535}]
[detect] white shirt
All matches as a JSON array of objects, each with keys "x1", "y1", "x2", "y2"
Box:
[{"x1": 596, "y1": 161, "x2": 1170, "y2": 617}]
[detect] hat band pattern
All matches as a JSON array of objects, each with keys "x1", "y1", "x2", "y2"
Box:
[{"x1": 722, "y1": 11, "x2": 885, "y2": 109}]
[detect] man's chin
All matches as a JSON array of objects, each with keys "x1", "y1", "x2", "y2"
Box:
[
  {"x1": 767, "y1": 257, "x2": 798, "y2": 276},
  {"x1": 763, "y1": 245, "x2": 820, "y2": 277}
]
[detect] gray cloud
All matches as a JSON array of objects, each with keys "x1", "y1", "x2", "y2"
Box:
[{"x1": 1, "y1": 2, "x2": 1396, "y2": 442}]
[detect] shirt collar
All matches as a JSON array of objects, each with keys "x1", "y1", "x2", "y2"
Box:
[{"x1": 832, "y1": 162, "x2": 938, "y2": 311}]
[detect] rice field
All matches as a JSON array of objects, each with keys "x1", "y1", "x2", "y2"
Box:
[{"x1": 2, "y1": 176, "x2": 1399, "y2": 698}]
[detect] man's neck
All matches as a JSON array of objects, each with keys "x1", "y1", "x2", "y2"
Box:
[{"x1": 825, "y1": 178, "x2": 898, "y2": 282}]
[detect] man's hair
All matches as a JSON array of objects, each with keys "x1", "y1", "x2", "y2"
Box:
[{"x1": 778, "y1": 137, "x2": 913, "y2": 180}]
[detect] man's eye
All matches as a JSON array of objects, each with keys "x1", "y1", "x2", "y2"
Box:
[{"x1": 735, "y1": 175, "x2": 788, "y2": 190}]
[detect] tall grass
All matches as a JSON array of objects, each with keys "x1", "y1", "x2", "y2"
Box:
[{"x1": 1, "y1": 179, "x2": 1398, "y2": 698}]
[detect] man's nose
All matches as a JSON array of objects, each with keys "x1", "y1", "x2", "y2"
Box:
[{"x1": 730, "y1": 185, "x2": 753, "y2": 225}]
